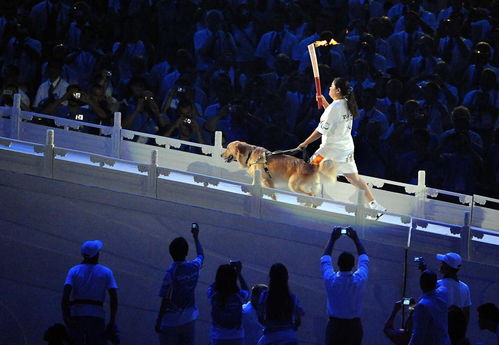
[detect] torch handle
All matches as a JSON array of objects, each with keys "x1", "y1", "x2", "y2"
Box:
[
  {"x1": 314, "y1": 77, "x2": 322, "y2": 109},
  {"x1": 308, "y1": 43, "x2": 323, "y2": 109}
]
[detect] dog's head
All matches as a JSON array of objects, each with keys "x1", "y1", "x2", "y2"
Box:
[{"x1": 221, "y1": 141, "x2": 252, "y2": 166}]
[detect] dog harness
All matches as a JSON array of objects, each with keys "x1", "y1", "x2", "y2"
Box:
[{"x1": 246, "y1": 149, "x2": 272, "y2": 179}]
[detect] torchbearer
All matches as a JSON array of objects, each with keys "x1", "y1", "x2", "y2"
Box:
[{"x1": 300, "y1": 43, "x2": 387, "y2": 217}]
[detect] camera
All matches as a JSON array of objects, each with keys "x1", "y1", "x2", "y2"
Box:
[
  {"x1": 191, "y1": 223, "x2": 198, "y2": 230},
  {"x1": 341, "y1": 227, "x2": 348, "y2": 235},
  {"x1": 413, "y1": 256, "x2": 424, "y2": 263},
  {"x1": 403, "y1": 298, "x2": 411, "y2": 306},
  {"x1": 73, "y1": 92, "x2": 81, "y2": 99}
]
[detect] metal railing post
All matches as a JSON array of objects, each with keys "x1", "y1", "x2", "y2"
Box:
[
  {"x1": 146, "y1": 150, "x2": 158, "y2": 197},
  {"x1": 111, "y1": 112, "x2": 122, "y2": 158},
  {"x1": 460, "y1": 211, "x2": 471, "y2": 261},
  {"x1": 213, "y1": 131, "x2": 224, "y2": 177},
  {"x1": 249, "y1": 168, "x2": 263, "y2": 218},
  {"x1": 416, "y1": 170, "x2": 427, "y2": 218},
  {"x1": 355, "y1": 190, "x2": 366, "y2": 238},
  {"x1": 43, "y1": 129, "x2": 55, "y2": 178},
  {"x1": 10, "y1": 93, "x2": 22, "y2": 139}
]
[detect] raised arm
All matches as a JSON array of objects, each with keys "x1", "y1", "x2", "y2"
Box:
[
  {"x1": 191, "y1": 223, "x2": 204, "y2": 257},
  {"x1": 384, "y1": 301, "x2": 402, "y2": 335},
  {"x1": 323, "y1": 227, "x2": 342, "y2": 257},
  {"x1": 42, "y1": 91, "x2": 70, "y2": 115},
  {"x1": 233, "y1": 261, "x2": 249, "y2": 292},
  {"x1": 347, "y1": 228, "x2": 366, "y2": 256}
]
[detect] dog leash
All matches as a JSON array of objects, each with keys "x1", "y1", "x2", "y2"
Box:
[{"x1": 270, "y1": 147, "x2": 309, "y2": 161}]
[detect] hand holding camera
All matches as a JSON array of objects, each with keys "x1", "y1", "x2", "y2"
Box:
[
  {"x1": 331, "y1": 226, "x2": 343, "y2": 240},
  {"x1": 414, "y1": 256, "x2": 427, "y2": 271},
  {"x1": 191, "y1": 223, "x2": 199, "y2": 239},
  {"x1": 346, "y1": 227, "x2": 358, "y2": 240}
]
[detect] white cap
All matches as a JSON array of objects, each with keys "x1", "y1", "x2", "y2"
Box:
[
  {"x1": 436, "y1": 252, "x2": 462, "y2": 269},
  {"x1": 81, "y1": 240, "x2": 103, "y2": 258}
]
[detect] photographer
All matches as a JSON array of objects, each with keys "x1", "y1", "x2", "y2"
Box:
[
  {"x1": 122, "y1": 77, "x2": 169, "y2": 140},
  {"x1": 208, "y1": 261, "x2": 249, "y2": 345},
  {"x1": 42, "y1": 84, "x2": 108, "y2": 134},
  {"x1": 161, "y1": 84, "x2": 202, "y2": 122},
  {"x1": 163, "y1": 99, "x2": 206, "y2": 153},
  {"x1": 408, "y1": 270, "x2": 450, "y2": 345},
  {"x1": 384, "y1": 299, "x2": 416, "y2": 345},
  {"x1": 320, "y1": 226, "x2": 368, "y2": 345},
  {"x1": 156, "y1": 223, "x2": 204, "y2": 345}
]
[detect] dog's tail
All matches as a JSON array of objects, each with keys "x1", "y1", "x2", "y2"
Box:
[{"x1": 318, "y1": 159, "x2": 337, "y2": 183}]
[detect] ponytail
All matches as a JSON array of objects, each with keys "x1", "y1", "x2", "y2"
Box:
[{"x1": 333, "y1": 77, "x2": 359, "y2": 119}]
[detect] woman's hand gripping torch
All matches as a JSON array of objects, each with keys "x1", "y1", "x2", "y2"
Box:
[{"x1": 308, "y1": 38, "x2": 340, "y2": 109}]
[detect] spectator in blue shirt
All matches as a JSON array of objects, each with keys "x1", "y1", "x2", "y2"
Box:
[
  {"x1": 321, "y1": 226, "x2": 369, "y2": 345},
  {"x1": 42, "y1": 84, "x2": 107, "y2": 134},
  {"x1": 208, "y1": 262, "x2": 249, "y2": 345},
  {"x1": 408, "y1": 270, "x2": 451, "y2": 345},
  {"x1": 257, "y1": 263, "x2": 304, "y2": 345},
  {"x1": 477, "y1": 303, "x2": 499, "y2": 343},
  {"x1": 155, "y1": 223, "x2": 204, "y2": 345}
]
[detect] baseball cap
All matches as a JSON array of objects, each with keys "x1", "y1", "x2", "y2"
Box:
[
  {"x1": 81, "y1": 240, "x2": 103, "y2": 258},
  {"x1": 436, "y1": 252, "x2": 462, "y2": 269}
]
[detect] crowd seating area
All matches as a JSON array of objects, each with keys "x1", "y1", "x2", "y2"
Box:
[{"x1": 0, "y1": 0, "x2": 497, "y2": 198}]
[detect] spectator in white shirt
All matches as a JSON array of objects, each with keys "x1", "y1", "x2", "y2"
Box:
[
  {"x1": 436, "y1": 253, "x2": 472, "y2": 341},
  {"x1": 320, "y1": 226, "x2": 369, "y2": 345},
  {"x1": 33, "y1": 62, "x2": 69, "y2": 110}
]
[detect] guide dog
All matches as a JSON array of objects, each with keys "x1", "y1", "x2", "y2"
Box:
[{"x1": 221, "y1": 141, "x2": 336, "y2": 198}]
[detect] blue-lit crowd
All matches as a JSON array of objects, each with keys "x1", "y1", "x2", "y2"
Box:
[{"x1": 0, "y1": 0, "x2": 498, "y2": 197}]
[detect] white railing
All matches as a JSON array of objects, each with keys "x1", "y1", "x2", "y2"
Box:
[{"x1": 0, "y1": 94, "x2": 498, "y2": 232}]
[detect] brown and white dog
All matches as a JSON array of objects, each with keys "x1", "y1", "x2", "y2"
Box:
[{"x1": 221, "y1": 141, "x2": 336, "y2": 198}]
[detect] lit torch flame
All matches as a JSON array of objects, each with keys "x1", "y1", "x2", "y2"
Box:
[{"x1": 314, "y1": 38, "x2": 340, "y2": 47}]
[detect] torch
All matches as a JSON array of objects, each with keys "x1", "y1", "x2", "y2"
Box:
[{"x1": 308, "y1": 38, "x2": 340, "y2": 109}]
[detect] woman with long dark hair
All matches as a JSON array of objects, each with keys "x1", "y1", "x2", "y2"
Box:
[
  {"x1": 298, "y1": 77, "x2": 387, "y2": 214},
  {"x1": 257, "y1": 263, "x2": 304, "y2": 345},
  {"x1": 208, "y1": 263, "x2": 249, "y2": 345}
]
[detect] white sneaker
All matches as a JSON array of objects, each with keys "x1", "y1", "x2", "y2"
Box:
[{"x1": 368, "y1": 200, "x2": 387, "y2": 219}]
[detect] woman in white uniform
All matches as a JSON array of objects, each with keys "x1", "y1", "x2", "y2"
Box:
[{"x1": 298, "y1": 77, "x2": 386, "y2": 212}]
